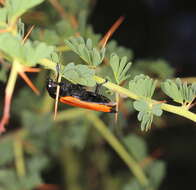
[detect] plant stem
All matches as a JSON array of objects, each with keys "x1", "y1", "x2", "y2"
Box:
[
  {"x1": 86, "y1": 112, "x2": 151, "y2": 189},
  {"x1": 14, "y1": 137, "x2": 26, "y2": 177},
  {"x1": 94, "y1": 76, "x2": 196, "y2": 122},
  {"x1": 39, "y1": 59, "x2": 196, "y2": 122},
  {"x1": 55, "y1": 109, "x2": 152, "y2": 189},
  {"x1": 0, "y1": 60, "x2": 18, "y2": 132}
]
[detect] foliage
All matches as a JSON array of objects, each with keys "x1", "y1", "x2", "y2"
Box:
[
  {"x1": 0, "y1": 33, "x2": 54, "y2": 66},
  {"x1": 161, "y1": 78, "x2": 196, "y2": 106},
  {"x1": 128, "y1": 75, "x2": 162, "y2": 130},
  {"x1": 109, "y1": 53, "x2": 132, "y2": 84},
  {"x1": 61, "y1": 62, "x2": 96, "y2": 86},
  {"x1": 0, "y1": 0, "x2": 195, "y2": 190},
  {"x1": 65, "y1": 37, "x2": 105, "y2": 66}
]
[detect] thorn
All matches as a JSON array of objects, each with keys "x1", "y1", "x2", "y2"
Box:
[
  {"x1": 54, "y1": 75, "x2": 61, "y2": 120},
  {"x1": 99, "y1": 16, "x2": 125, "y2": 48},
  {"x1": 22, "y1": 25, "x2": 35, "y2": 44},
  {"x1": 0, "y1": 28, "x2": 10, "y2": 34},
  {"x1": 155, "y1": 100, "x2": 167, "y2": 104},
  {"x1": 23, "y1": 66, "x2": 41, "y2": 73},
  {"x1": 189, "y1": 101, "x2": 196, "y2": 109},
  {"x1": 0, "y1": 0, "x2": 5, "y2": 5},
  {"x1": 18, "y1": 72, "x2": 40, "y2": 95}
]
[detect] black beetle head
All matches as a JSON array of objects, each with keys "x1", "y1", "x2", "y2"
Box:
[{"x1": 46, "y1": 78, "x2": 58, "y2": 98}]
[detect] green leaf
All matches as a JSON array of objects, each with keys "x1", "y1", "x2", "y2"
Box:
[
  {"x1": 147, "y1": 161, "x2": 166, "y2": 189},
  {"x1": 60, "y1": 0, "x2": 90, "y2": 14},
  {"x1": 25, "y1": 41, "x2": 55, "y2": 66},
  {"x1": 6, "y1": 0, "x2": 44, "y2": 21},
  {"x1": 140, "y1": 112, "x2": 153, "y2": 131},
  {"x1": 61, "y1": 63, "x2": 96, "y2": 86},
  {"x1": 192, "y1": 83, "x2": 196, "y2": 95},
  {"x1": 152, "y1": 104, "x2": 163, "y2": 116},
  {"x1": 65, "y1": 36, "x2": 105, "y2": 66},
  {"x1": 22, "y1": 111, "x2": 53, "y2": 134},
  {"x1": 134, "y1": 59, "x2": 174, "y2": 79},
  {"x1": 106, "y1": 40, "x2": 133, "y2": 60},
  {"x1": 33, "y1": 29, "x2": 60, "y2": 45},
  {"x1": 161, "y1": 79, "x2": 183, "y2": 104},
  {"x1": 129, "y1": 74, "x2": 157, "y2": 98},
  {"x1": 109, "y1": 53, "x2": 132, "y2": 84},
  {"x1": 123, "y1": 179, "x2": 142, "y2": 190},
  {"x1": 0, "y1": 33, "x2": 55, "y2": 66},
  {"x1": 56, "y1": 20, "x2": 76, "y2": 37},
  {"x1": 161, "y1": 78, "x2": 196, "y2": 105},
  {"x1": 0, "y1": 8, "x2": 8, "y2": 25},
  {"x1": 133, "y1": 100, "x2": 149, "y2": 112},
  {"x1": 0, "y1": 169, "x2": 20, "y2": 190},
  {"x1": 0, "y1": 139, "x2": 14, "y2": 166},
  {"x1": 63, "y1": 122, "x2": 90, "y2": 150},
  {"x1": 0, "y1": 33, "x2": 23, "y2": 59},
  {"x1": 133, "y1": 100, "x2": 163, "y2": 131},
  {"x1": 86, "y1": 38, "x2": 93, "y2": 49},
  {"x1": 50, "y1": 52, "x2": 60, "y2": 63},
  {"x1": 28, "y1": 156, "x2": 49, "y2": 173},
  {"x1": 123, "y1": 134, "x2": 147, "y2": 161}
]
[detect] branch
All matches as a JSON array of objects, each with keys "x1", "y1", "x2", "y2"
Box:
[
  {"x1": 55, "y1": 109, "x2": 152, "y2": 189},
  {"x1": 39, "y1": 59, "x2": 196, "y2": 123}
]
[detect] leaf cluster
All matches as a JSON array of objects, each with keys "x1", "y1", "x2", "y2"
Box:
[
  {"x1": 0, "y1": 33, "x2": 54, "y2": 66},
  {"x1": 61, "y1": 62, "x2": 96, "y2": 86},
  {"x1": 0, "y1": 0, "x2": 44, "y2": 25},
  {"x1": 161, "y1": 78, "x2": 196, "y2": 106},
  {"x1": 134, "y1": 100, "x2": 163, "y2": 131},
  {"x1": 129, "y1": 74, "x2": 157, "y2": 98},
  {"x1": 65, "y1": 37, "x2": 105, "y2": 66},
  {"x1": 109, "y1": 53, "x2": 132, "y2": 84},
  {"x1": 129, "y1": 75, "x2": 162, "y2": 131}
]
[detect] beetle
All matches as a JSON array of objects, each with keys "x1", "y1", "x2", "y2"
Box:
[{"x1": 46, "y1": 78, "x2": 117, "y2": 113}]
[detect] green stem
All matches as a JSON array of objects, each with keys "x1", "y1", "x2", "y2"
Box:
[
  {"x1": 6, "y1": 60, "x2": 19, "y2": 95},
  {"x1": 14, "y1": 137, "x2": 26, "y2": 177},
  {"x1": 0, "y1": 60, "x2": 19, "y2": 132},
  {"x1": 39, "y1": 59, "x2": 196, "y2": 122},
  {"x1": 85, "y1": 112, "x2": 151, "y2": 189},
  {"x1": 54, "y1": 109, "x2": 152, "y2": 189},
  {"x1": 94, "y1": 76, "x2": 196, "y2": 122}
]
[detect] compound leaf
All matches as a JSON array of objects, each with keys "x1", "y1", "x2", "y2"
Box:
[
  {"x1": 0, "y1": 33, "x2": 55, "y2": 66},
  {"x1": 129, "y1": 74, "x2": 157, "y2": 98},
  {"x1": 65, "y1": 36, "x2": 105, "y2": 66},
  {"x1": 161, "y1": 78, "x2": 196, "y2": 105},
  {"x1": 6, "y1": 0, "x2": 44, "y2": 22},
  {"x1": 123, "y1": 134, "x2": 147, "y2": 161},
  {"x1": 133, "y1": 100, "x2": 163, "y2": 131},
  {"x1": 110, "y1": 53, "x2": 132, "y2": 84},
  {"x1": 61, "y1": 63, "x2": 96, "y2": 86}
]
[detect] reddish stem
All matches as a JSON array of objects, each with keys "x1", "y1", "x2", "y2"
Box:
[{"x1": 0, "y1": 92, "x2": 12, "y2": 133}]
